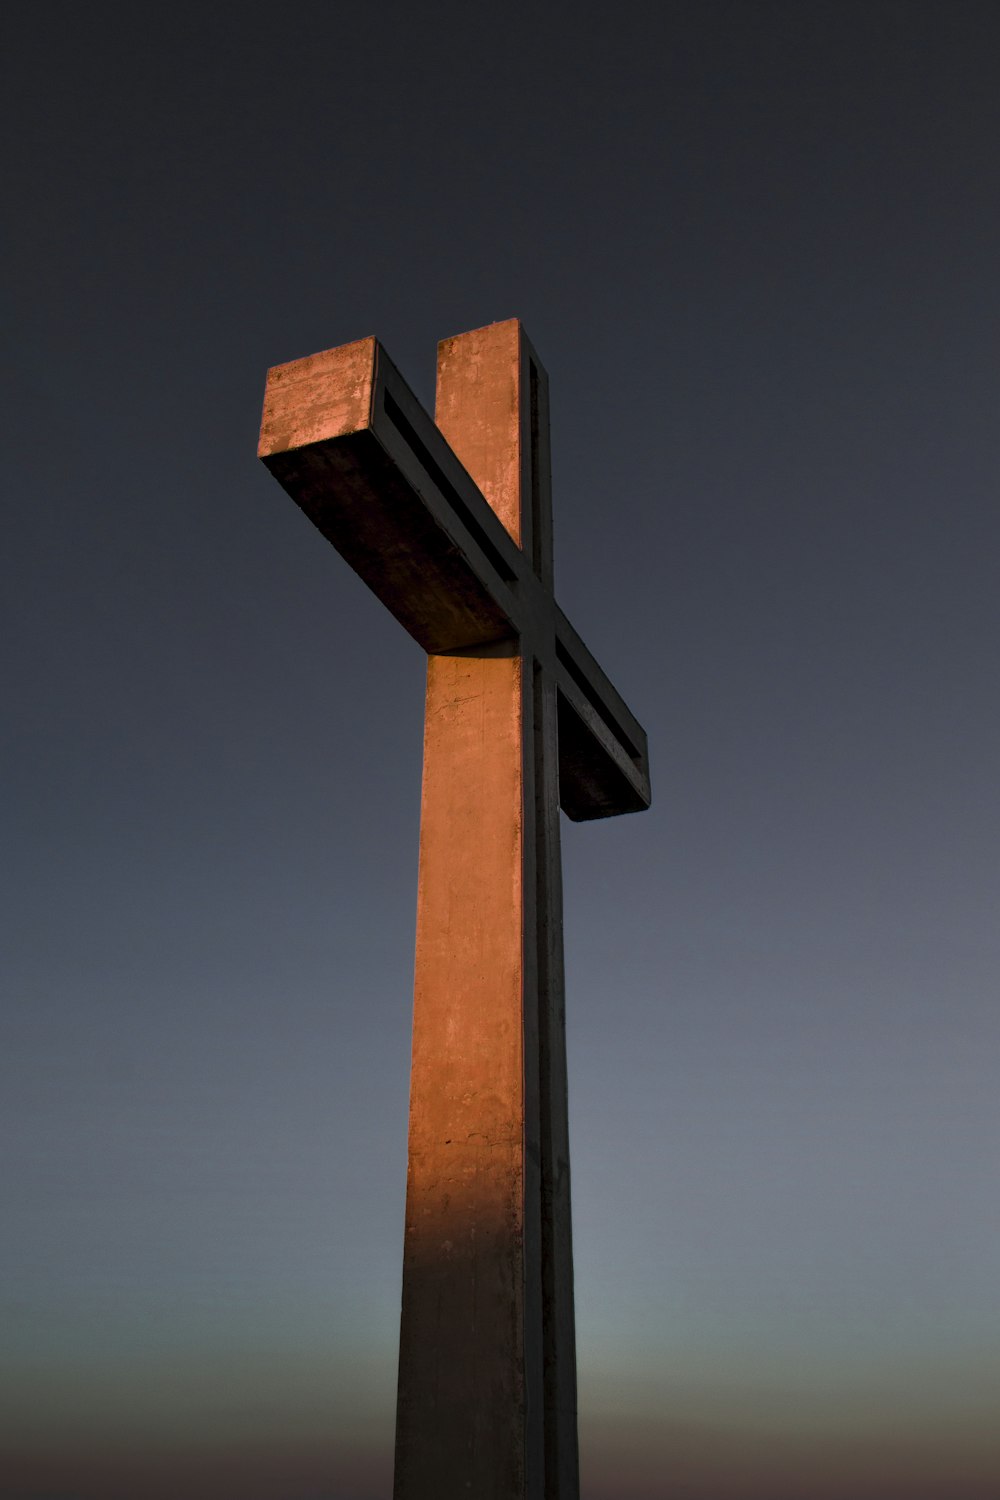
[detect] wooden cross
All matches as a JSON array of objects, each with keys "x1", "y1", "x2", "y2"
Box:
[{"x1": 258, "y1": 319, "x2": 651, "y2": 1500}]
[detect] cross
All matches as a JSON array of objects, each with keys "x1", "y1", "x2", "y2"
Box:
[{"x1": 258, "y1": 319, "x2": 651, "y2": 1500}]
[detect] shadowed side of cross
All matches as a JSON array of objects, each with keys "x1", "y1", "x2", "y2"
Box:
[
  {"x1": 259, "y1": 319, "x2": 651, "y2": 1500},
  {"x1": 258, "y1": 330, "x2": 650, "y2": 821}
]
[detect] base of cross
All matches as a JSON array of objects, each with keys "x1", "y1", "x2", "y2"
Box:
[{"x1": 259, "y1": 319, "x2": 650, "y2": 1500}]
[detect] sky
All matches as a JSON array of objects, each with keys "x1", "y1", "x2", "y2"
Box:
[{"x1": 3, "y1": 2, "x2": 999, "y2": 1496}]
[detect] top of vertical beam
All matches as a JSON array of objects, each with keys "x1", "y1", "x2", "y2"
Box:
[{"x1": 436, "y1": 319, "x2": 554, "y2": 590}]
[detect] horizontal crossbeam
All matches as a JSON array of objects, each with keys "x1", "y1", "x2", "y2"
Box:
[{"x1": 259, "y1": 336, "x2": 651, "y2": 821}]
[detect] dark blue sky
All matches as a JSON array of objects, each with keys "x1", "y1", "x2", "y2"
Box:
[{"x1": 4, "y1": 4, "x2": 1000, "y2": 1496}]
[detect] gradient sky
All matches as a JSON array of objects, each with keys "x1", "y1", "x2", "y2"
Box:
[{"x1": 4, "y1": 3, "x2": 1000, "y2": 1497}]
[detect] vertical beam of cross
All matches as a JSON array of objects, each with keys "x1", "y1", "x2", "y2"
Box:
[
  {"x1": 257, "y1": 318, "x2": 650, "y2": 1500},
  {"x1": 393, "y1": 324, "x2": 577, "y2": 1499}
]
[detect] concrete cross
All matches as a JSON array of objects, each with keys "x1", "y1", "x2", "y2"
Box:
[{"x1": 258, "y1": 319, "x2": 651, "y2": 1500}]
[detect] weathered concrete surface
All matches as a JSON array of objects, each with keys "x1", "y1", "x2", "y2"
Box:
[
  {"x1": 395, "y1": 643, "x2": 536, "y2": 1500},
  {"x1": 393, "y1": 322, "x2": 580, "y2": 1500},
  {"x1": 436, "y1": 319, "x2": 526, "y2": 548},
  {"x1": 257, "y1": 318, "x2": 650, "y2": 1500},
  {"x1": 258, "y1": 337, "x2": 376, "y2": 452}
]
